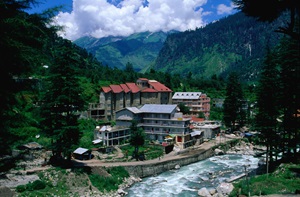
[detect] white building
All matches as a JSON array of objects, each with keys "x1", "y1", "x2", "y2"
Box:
[{"x1": 172, "y1": 92, "x2": 211, "y2": 119}]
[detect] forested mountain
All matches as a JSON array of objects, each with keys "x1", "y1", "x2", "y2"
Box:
[
  {"x1": 152, "y1": 11, "x2": 286, "y2": 82},
  {"x1": 74, "y1": 31, "x2": 175, "y2": 72}
]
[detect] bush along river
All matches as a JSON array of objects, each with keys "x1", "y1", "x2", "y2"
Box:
[{"x1": 125, "y1": 154, "x2": 259, "y2": 196}]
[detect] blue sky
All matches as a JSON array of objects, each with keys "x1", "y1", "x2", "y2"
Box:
[{"x1": 28, "y1": 0, "x2": 237, "y2": 40}]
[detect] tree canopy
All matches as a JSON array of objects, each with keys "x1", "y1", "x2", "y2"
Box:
[
  {"x1": 232, "y1": 0, "x2": 300, "y2": 40},
  {"x1": 223, "y1": 72, "x2": 245, "y2": 130}
]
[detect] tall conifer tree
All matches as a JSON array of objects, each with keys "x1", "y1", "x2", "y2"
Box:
[
  {"x1": 41, "y1": 43, "x2": 85, "y2": 163},
  {"x1": 223, "y1": 72, "x2": 245, "y2": 131},
  {"x1": 255, "y1": 47, "x2": 281, "y2": 168}
]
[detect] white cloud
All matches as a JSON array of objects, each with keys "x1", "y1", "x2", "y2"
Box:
[
  {"x1": 54, "y1": 0, "x2": 208, "y2": 40},
  {"x1": 217, "y1": 2, "x2": 235, "y2": 15}
]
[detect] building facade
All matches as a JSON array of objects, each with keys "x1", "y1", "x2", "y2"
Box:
[
  {"x1": 94, "y1": 104, "x2": 197, "y2": 149},
  {"x1": 190, "y1": 119, "x2": 221, "y2": 139},
  {"x1": 172, "y1": 92, "x2": 211, "y2": 119},
  {"x1": 88, "y1": 78, "x2": 172, "y2": 120}
]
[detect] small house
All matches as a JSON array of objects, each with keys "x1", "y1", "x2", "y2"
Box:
[{"x1": 73, "y1": 147, "x2": 92, "y2": 160}]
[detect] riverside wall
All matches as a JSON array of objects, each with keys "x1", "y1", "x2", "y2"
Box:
[{"x1": 123, "y1": 148, "x2": 214, "y2": 178}]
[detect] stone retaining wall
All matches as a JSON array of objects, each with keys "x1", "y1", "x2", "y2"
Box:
[{"x1": 123, "y1": 148, "x2": 214, "y2": 178}]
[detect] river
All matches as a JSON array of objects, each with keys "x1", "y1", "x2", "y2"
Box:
[{"x1": 125, "y1": 154, "x2": 259, "y2": 197}]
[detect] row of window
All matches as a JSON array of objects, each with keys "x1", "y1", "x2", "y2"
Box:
[
  {"x1": 144, "y1": 127, "x2": 189, "y2": 134},
  {"x1": 144, "y1": 119, "x2": 186, "y2": 126}
]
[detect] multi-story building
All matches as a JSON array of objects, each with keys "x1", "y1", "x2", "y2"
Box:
[
  {"x1": 88, "y1": 78, "x2": 172, "y2": 120},
  {"x1": 94, "y1": 104, "x2": 196, "y2": 149},
  {"x1": 139, "y1": 104, "x2": 194, "y2": 149},
  {"x1": 94, "y1": 125, "x2": 131, "y2": 147},
  {"x1": 172, "y1": 92, "x2": 211, "y2": 119}
]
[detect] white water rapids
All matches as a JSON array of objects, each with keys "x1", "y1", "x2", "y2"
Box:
[{"x1": 125, "y1": 154, "x2": 259, "y2": 197}]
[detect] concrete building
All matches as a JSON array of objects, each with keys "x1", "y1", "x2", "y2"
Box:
[
  {"x1": 190, "y1": 119, "x2": 221, "y2": 139},
  {"x1": 94, "y1": 125, "x2": 131, "y2": 147},
  {"x1": 88, "y1": 78, "x2": 172, "y2": 120},
  {"x1": 94, "y1": 104, "x2": 197, "y2": 149},
  {"x1": 172, "y1": 92, "x2": 211, "y2": 119}
]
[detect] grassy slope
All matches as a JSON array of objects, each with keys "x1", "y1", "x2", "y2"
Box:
[{"x1": 230, "y1": 163, "x2": 300, "y2": 196}]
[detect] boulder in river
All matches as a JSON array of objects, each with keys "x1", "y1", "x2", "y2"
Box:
[
  {"x1": 216, "y1": 182, "x2": 234, "y2": 196},
  {"x1": 198, "y1": 187, "x2": 212, "y2": 197}
]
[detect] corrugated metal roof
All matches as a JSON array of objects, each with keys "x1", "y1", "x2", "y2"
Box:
[
  {"x1": 126, "y1": 107, "x2": 142, "y2": 113},
  {"x1": 140, "y1": 104, "x2": 177, "y2": 113},
  {"x1": 73, "y1": 147, "x2": 89, "y2": 155},
  {"x1": 172, "y1": 92, "x2": 202, "y2": 99}
]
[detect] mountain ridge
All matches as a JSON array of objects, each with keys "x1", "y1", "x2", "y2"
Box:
[
  {"x1": 75, "y1": 11, "x2": 285, "y2": 82},
  {"x1": 74, "y1": 31, "x2": 176, "y2": 71}
]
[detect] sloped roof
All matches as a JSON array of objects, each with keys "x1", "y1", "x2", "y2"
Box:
[
  {"x1": 126, "y1": 107, "x2": 142, "y2": 113},
  {"x1": 126, "y1": 83, "x2": 140, "y2": 93},
  {"x1": 140, "y1": 104, "x2": 177, "y2": 113},
  {"x1": 110, "y1": 85, "x2": 123, "y2": 93},
  {"x1": 120, "y1": 84, "x2": 131, "y2": 93},
  {"x1": 148, "y1": 80, "x2": 172, "y2": 92},
  {"x1": 73, "y1": 147, "x2": 89, "y2": 155},
  {"x1": 172, "y1": 92, "x2": 202, "y2": 99},
  {"x1": 141, "y1": 87, "x2": 158, "y2": 93},
  {"x1": 102, "y1": 87, "x2": 111, "y2": 93}
]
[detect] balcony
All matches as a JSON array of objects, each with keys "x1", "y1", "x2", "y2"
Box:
[{"x1": 88, "y1": 103, "x2": 105, "y2": 110}]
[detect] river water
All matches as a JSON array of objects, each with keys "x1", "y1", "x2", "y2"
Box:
[{"x1": 125, "y1": 154, "x2": 259, "y2": 197}]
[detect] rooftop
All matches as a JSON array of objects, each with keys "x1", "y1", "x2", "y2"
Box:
[
  {"x1": 139, "y1": 104, "x2": 177, "y2": 114},
  {"x1": 120, "y1": 84, "x2": 130, "y2": 93},
  {"x1": 110, "y1": 85, "x2": 123, "y2": 93},
  {"x1": 172, "y1": 92, "x2": 202, "y2": 99},
  {"x1": 148, "y1": 80, "x2": 172, "y2": 92},
  {"x1": 126, "y1": 82, "x2": 140, "y2": 93}
]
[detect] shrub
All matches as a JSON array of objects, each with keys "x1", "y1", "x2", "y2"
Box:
[
  {"x1": 31, "y1": 180, "x2": 46, "y2": 190},
  {"x1": 16, "y1": 185, "x2": 26, "y2": 192}
]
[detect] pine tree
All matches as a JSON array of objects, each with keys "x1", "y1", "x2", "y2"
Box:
[
  {"x1": 0, "y1": 0, "x2": 58, "y2": 154},
  {"x1": 255, "y1": 47, "x2": 281, "y2": 169},
  {"x1": 41, "y1": 43, "x2": 85, "y2": 164},
  {"x1": 223, "y1": 72, "x2": 245, "y2": 131},
  {"x1": 277, "y1": 37, "x2": 300, "y2": 159}
]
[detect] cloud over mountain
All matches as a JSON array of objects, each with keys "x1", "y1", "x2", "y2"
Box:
[{"x1": 53, "y1": 0, "x2": 235, "y2": 40}]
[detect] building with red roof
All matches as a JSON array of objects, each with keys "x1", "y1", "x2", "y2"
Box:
[{"x1": 89, "y1": 78, "x2": 173, "y2": 120}]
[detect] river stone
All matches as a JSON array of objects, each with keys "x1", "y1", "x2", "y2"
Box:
[
  {"x1": 117, "y1": 189, "x2": 127, "y2": 196},
  {"x1": 198, "y1": 187, "x2": 212, "y2": 197},
  {"x1": 175, "y1": 164, "x2": 180, "y2": 169},
  {"x1": 214, "y1": 149, "x2": 224, "y2": 155},
  {"x1": 209, "y1": 188, "x2": 216, "y2": 195},
  {"x1": 216, "y1": 182, "x2": 234, "y2": 195}
]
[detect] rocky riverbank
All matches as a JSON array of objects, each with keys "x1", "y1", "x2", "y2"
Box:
[{"x1": 0, "y1": 135, "x2": 266, "y2": 196}]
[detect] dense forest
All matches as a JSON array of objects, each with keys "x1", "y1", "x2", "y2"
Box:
[
  {"x1": 0, "y1": 0, "x2": 299, "y2": 172},
  {"x1": 152, "y1": 11, "x2": 286, "y2": 81}
]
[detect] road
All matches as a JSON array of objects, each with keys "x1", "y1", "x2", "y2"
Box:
[{"x1": 72, "y1": 134, "x2": 239, "y2": 167}]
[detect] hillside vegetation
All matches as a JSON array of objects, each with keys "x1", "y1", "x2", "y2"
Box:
[
  {"x1": 152, "y1": 12, "x2": 286, "y2": 81},
  {"x1": 74, "y1": 31, "x2": 174, "y2": 72}
]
